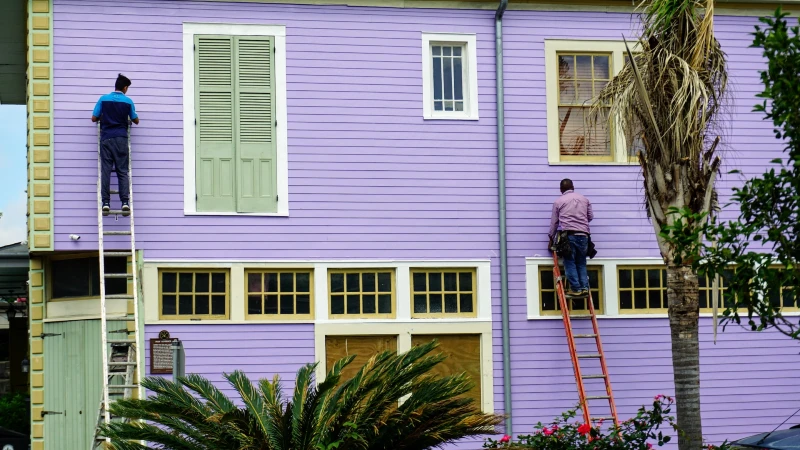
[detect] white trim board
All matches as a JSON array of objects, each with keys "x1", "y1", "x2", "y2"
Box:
[
  {"x1": 421, "y1": 32, "x2": 479, "y2": 121},
  {"x1": 182, "y1": 22, "x2": 289, "y2": 216},
  {"x1": 142, "y1": 259, "x2": 492, "y2": 323}
]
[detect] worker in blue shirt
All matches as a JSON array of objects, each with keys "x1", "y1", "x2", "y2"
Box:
[{"x1": 91, "y1": 74, "x2": 139, "y2": 216}]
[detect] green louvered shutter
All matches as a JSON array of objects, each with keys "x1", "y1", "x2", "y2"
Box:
[
  {"x1": 195, "y1": 36, "x2": 236, "y2": 212},
  {"x1": 234, "y1": 36, "x2": 278, "y2": 213}
]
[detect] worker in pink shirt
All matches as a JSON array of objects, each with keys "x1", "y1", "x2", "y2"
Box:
[{"x1": 548, "y1": 179, "x2": 593, "y2": 298}]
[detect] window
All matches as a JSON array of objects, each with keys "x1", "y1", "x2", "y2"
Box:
[
  {"x1": 246, "y1": 270, "x2": 313, "y2": 319},
  {"x1": 159, "y1": 270, "x2": 229, "y2": 319},
  {"x1": 539, "y1": 266, "x2": 603, "y2": 315},
  {"x1": 767, "y1": 268, "x2": 798, "y2": 312},
  {"x1": 183, "y1": 24, "x2": 288, "y2": 216},
  {"x1": 618, "y1": 266, "x2": 668, "y2": 313},
  {"x1": 545, "y1": 40, "x2": 641, "y2": 164},
  {"x1": 411, "y1": 269, "x2": 476, "y2": 318},
  {"x1": 411, "y1": 334, "x2": 482, "y2": 404},
  {"x1": 698, "y1": 268, "x2": 736, "y2": 312},
  {"x1": 329, "y1": 269, "x2": 395, "y2": 318},
  {"x1": 422, "y1": 33, "x2": 479, "y2": 120},
  {"x1": 325, "y1": 335, "x2": 398, "y2": 382},
  {"x1": 51, "y1": 256, "x2": 127, "y2": 299}
]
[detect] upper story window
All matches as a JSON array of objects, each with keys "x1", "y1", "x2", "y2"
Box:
[
  {"x1": 422, "y1": 33, "x2": 479, "y2": 120},
  {"x1": 545, "y1": 40, "x2": 641, "y2": 165},
  {"x1": 183, "y1": 24, "x2": 288, "y2": 216}
]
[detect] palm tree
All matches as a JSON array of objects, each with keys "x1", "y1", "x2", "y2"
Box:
[
  {"x1": 590, "y1": 0, "x2": 728, "y2": 448},
  {"x1": 98, "y1": 340, "x2": 502, "y2": 449}
]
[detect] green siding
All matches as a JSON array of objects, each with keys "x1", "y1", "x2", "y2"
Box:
[
  {"x1": 43, "y1": 320, "x2": 125, "y2": 448},
  {"x1": 195, "y1": 34, "x2": 278, "y2": 213}
]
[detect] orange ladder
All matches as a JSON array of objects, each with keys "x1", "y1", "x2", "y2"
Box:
[{"x1": 552, "y1": 252, "x2": 619, "y2": 428}]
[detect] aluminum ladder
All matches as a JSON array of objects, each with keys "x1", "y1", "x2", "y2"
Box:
[
  {"x1": 552, "y1": 251, "x2": 619, "y2": 428},
  {"x1": 92, "y1": 125, "x2": 141, "y2": 449}
]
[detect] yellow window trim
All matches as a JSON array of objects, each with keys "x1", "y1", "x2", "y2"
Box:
[
  {"x1": 538, "y1": 265, "x2": 604, "y2": 315},
  {"x1": 158, "y1": 268, "x2": 230, "y2": 320},
  {"x1": 409, "y1": 268, "x2": 478, "y2": 318},
  {"x1": 328, "y1": 269, "x2": 396, "y2": 319},
  {"x1": 545, "y1": 39, "x2": 641, "y2": 165},
  {"x1": 244, "y1": 269, "x2": 314, "y2": 320}
]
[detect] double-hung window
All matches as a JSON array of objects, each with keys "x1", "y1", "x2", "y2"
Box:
[
  {"x1": 183, "y1": 24, "x2": 288, "y2": 215},
  {"x1": 545, "y1": 40, "x2": 642, "y2": 164},
  {"x1": 422, "y1": 33, "x2": 479, "y2": 120}
]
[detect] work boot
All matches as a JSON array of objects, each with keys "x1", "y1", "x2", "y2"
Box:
[
  {"x1": 121, "y1": 202, "x2": 131, "y2": 216},
  {"x1": 102, "y1": 203, "x2": 110, "y2": 216},
  {"x1": 580, "y1": 289, "x2": 590, "y2": 298}
]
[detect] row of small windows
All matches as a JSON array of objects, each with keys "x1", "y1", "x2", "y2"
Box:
[
  {"x1": 158, "y1": 268, "x2": 478, "y2": 320},
  {"x1": 539, "y1": 265, "x2": 798, "y2": 315}
]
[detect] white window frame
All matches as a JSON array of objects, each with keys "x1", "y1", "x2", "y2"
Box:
[
  {"x1": 141, "y1": 258, "x2": 494, "y2": 412},
  {"x1": 421, "y1": 32, "x2": 479, "y2": 121},
  {"x1": 544, "y1": 39, "x2": 639, "y2": 165},
  {"x1": 182, "y1": 23, "x2": 289, "y2": 216}
]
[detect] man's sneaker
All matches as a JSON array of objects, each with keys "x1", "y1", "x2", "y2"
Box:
[
  {"x1": 565, "y1": 290, "x2": 584, "y2": 299},
  {"x1": 102, "y1": 203, "x2": 110, "y2": 216},
  {"x1": 121, "y1": 203, "x2": 131, "y2": 216},
  {"x1": 580, "y1": 289, "x2": 590, "y2": 298}
]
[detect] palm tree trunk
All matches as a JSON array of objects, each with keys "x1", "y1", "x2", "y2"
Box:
[{"x1": 666, "y1": 264, "x2": 702, "y2": 450}]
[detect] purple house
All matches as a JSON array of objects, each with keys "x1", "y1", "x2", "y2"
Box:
[{"x1": 22, "y1": 0, "x2": 799, "y2": 448}]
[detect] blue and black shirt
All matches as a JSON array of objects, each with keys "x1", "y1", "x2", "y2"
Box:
[{"x1": 92, "y1": 91, "x2": 138, "y2": 141}]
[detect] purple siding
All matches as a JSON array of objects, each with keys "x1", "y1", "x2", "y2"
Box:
[
  {"x1": 50, "y1": 1, "x2": 800, "y2": 448},
  {"x1": 144, "y1": 324, "x2": 315, "y2": 394}
]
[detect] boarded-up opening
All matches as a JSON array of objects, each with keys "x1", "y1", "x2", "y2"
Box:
[
  {"x1": 411, "y1": 334, "x2": 482, "y2": 405},
  {"x1": 325, "y1": 335, "x2": 397, "y2": 382}
]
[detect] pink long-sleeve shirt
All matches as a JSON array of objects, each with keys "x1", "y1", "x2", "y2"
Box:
[{"x1": 548, "y1": 190, "x2": 593, "y2": 239}]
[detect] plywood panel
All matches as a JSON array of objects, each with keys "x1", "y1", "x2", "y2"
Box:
[
  {"x1": 325, "y1": 335, "x2": 397, "y2": 382},
  {"x1": 411, "y1": 334, "x2": 481, "y2": 405}
]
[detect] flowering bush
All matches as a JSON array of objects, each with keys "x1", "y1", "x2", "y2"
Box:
[{"x1": 484, "y1": 396, "x2": 732, "y2": 450}]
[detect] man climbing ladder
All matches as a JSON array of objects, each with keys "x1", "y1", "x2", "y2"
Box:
[{"x1": 91, "y1": 73, "x2": 140, "y2": 216}]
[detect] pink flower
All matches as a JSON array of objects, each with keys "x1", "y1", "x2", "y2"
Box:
[
  {"x1": 543, "y1": 427, "x2": 553, "y2": 436},
  {"x1": 499, "y1": 435, "x2": 510, "y2": 444},
  {"x1": 655, "y1": 394, "x2": 664, "y2": 401},
  {"x1": 578, "y1": 423, "x2": 592, "y2": 435},
  {"x1": 647, "y1": 444, "x2": 653, "y2": 449}
]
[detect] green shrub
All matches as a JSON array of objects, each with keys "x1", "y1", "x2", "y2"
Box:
[{"x1": 0, "y1": 391, "x2": 30, "y2": 435}]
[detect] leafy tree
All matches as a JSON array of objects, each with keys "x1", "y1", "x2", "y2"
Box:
[
  {"x1": 661, "y1": 9, "x2": 800, "y2": 339},
  {"x1": 99, "y1": 340, "x2": 502, "y2": 449},
  {"x1": 0, "y1": 391, "x2": 30, "y2": 435},
  {"x1": 588, "y1": 0, "x2": 728, "y2": 447}
]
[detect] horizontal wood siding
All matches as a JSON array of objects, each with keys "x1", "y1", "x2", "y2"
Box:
[
  {"x1": 51, "y1": 0, "x2": 500, "y2": 260},
  {"x1": 144, "y1": 324, "x2": 315, "y2": 395}
]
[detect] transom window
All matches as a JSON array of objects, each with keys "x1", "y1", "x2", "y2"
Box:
[
  {"x1": 411, "y1": 269, "x2": 477, "y2": 318},
  {"x1": 557, "y1": 53, "x2": 613, "y2": 161},
  {"x1": 246, "y1": 270, "x2": 313, "y2": 319},
  {"x1": 539, "y1": 266, "x2": 603, "y2": 315},
  {"x1": 422, "y1": 33, "x2": 479, "y2": 120},
  {"x1": 160, "y1": 270, "x2": 229, "y2": 319},
  {"x1": 51, "y1": 256, "x2": 127, "y2": 299},
  {"x1": 618, "y1": 266, "x2": 667, "y2": 313},
  {"x1": 329, "y1": 269, "x2": 395, "y2": 318}
]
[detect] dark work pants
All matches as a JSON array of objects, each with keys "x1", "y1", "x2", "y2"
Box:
[
  {"x1": 100, "y1": 136, "x2": 130, "y2": 204},
  {"x1": 563, "y1": 234, "x2": 589, "y2": 291}
]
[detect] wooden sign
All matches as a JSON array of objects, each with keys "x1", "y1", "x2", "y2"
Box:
[{"x1": 150, "y1": 330, "x2": 175, "y2": 374}]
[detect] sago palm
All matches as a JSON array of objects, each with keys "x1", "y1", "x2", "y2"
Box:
[
  {"x1": 98, "y1": 340, "x2": 502, "y2": 449},
  {"x1": 589, "y1": 0, "x2": 728, "y2": 448}
]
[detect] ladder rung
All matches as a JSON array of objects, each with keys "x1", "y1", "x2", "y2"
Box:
[
  {"x1": 586, "y1": 395, "x2": 611, "y2": 400},
  {"x1": 108, "y1": 361, "x2": 136, "y2": 366},
  {"x1": 582, "y1": 374, "x2": 607, "y2": 379},
  {"x1": 104, "y1": 273, "x2": 133, "y2": 278},
  {"x1": 105, "y1": 294, "x2": 134, "y2": 299},
  {"x1": 104, "y1": 230, "x2": 132, "y2": 235},
  {"x1": 569, "y1": 315, "x2": 593, "y2": 319},
  {"x1": 108, "y1": 385, "x2": 139, "y2": 390},
  {"x1": 107, "y1": 210, "x2": 131, "y2": 215},
  {"x1": 104, "y1": 251, "x2": 132, "y2": 257},
  {"x1": 577, "y1": 354, "x2": 602, "y2": 359},
  {"x1": 107, "y1": 339, "x2": 135, "y2": 344},
  {"x1": 592, "y1": 416, "x2": 615, "y2": 421},
  {"x1": 574, "y1": 334, "x2": 598, "y2": 338}
]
